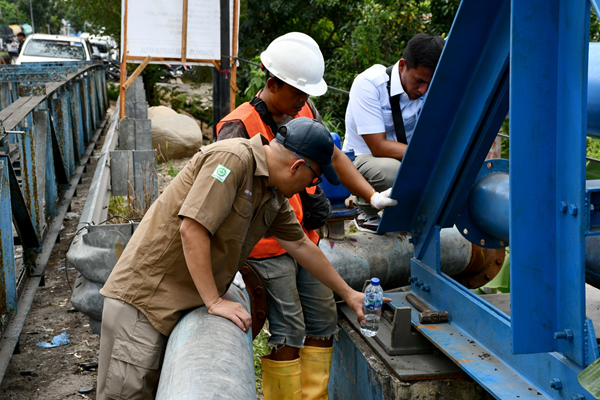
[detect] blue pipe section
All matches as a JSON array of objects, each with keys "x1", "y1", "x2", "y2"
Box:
[
  {"x1": 467, "y1": 172, "x2": 510, "y2": 243},
  {"x1": 463, "y1": 167, "x2": 600, "y2": 290}
]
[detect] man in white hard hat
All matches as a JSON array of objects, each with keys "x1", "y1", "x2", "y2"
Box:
[{"x1": 217, "y1": 32, "x2": 396, "y2": 399}]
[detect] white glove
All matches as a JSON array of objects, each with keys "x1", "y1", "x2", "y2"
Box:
[
  {"x1": 232, "y1": 271, "x2": 246, "y2": 290},
  {"x1": 370, "y1": 188, "x2": 398, "y2": 210}
]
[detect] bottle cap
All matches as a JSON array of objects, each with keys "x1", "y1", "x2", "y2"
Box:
[{"x1": 370, "y1": 277, "x2": 380, "y2": 286}]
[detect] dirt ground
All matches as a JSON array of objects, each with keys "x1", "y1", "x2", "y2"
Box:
[{"x1": 0, "y1": 148, "x2": 101, "y2": 399}]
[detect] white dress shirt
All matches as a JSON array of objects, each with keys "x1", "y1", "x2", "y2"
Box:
[{"x1": 343, "y1": 61, "x2": 425, "y2": 156}]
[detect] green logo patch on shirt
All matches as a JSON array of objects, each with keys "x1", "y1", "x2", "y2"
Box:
[{"x1": 211, "y1": 164, "x2": 231, "y2": 183}]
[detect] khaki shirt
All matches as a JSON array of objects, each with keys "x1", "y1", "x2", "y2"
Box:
[{"x1": 100, "y1": 135, "x2": 305, "y2": 335}]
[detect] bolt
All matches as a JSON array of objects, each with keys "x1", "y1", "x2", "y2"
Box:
[
  {"x1": 415, "y1": 280, "x2": 424, "y2": 288},
  {"x1": 572, "y1": 394, "x2": 585, "y2": 400},
  {"x1": 463, "y1": 228, "x2": 469, "y2": 235},
  {"x1": 549, "y1": 378, "x2": 562, "y2": 390},
  {"x1": 487, "y1": 162, "x2": 493, "y2": 169},
  {"x1": 499, "y1": 241, "x2": 506, "y2": 246},
  {"x1": 554, "y1": 329, "x2": 573, "y2": 341},
  {"x1": 569, "y1": 204, "x2": 578, "y2": 216},
  {"x1": 480, "y1": 239, "x2": 486, "y2": 246},
  {"x1": 421, "y1": 284, "x2": 430, "y2": 292},
  {"x1": 560, "y1": 201, "x2": 568, "y2": 212}
]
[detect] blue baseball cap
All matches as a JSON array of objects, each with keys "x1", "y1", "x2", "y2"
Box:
[{"x1": 275, "y1": 117, "x2": 341, "y2": 186}]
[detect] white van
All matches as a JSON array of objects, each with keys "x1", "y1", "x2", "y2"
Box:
[{"x1": 15, "y1": 33, "x2": 100, "y2": 64}]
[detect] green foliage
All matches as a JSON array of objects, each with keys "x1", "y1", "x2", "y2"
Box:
[
  {"x1": 106, "y1": 82, "x2": 120, "y2": 101},
  {"x1": 170, "y1": 93, "x2": 188, "y2": 113},
  {"x1": 587, "y1": 137, "x2": 600, "y2": 180},
  {"x1": 253, "y1": 327, "x2": 271, "y2": 395},
  {"x1": 238, "y1": 0, "x2": 450, "y2": 125},
  {"x1": 238, "y1": 56, "x2": 265, "y2": 105},
  {"x1": 428, "y1": 0, "x2": 461, "y2": 37},
  {"x1": 321, "y1": 111, "x2": 345, "y2": 139},
  {"x1": 0, "y1": 1, "x2": 27, "y2": 25},
  {"x1": 592, "y1": 7, "x2": 600, "y2": 42},
  {"x1": 167, "y1": 163, "x2": 180, "y2": 178},
  {"x1": 66, "y1": 0, "x2": 120, "y2": 38}
]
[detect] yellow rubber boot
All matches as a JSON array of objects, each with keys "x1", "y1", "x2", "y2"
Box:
[
  {"x1": 261, "y1": 355, "x2": 303, "y2": 400},
  {"x1": 299, "y1": 346, "x2": 333, "y2": 400}
]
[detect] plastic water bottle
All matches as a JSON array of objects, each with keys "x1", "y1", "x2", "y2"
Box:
[{"x1": 360, "y1": 277, "x2": 383, "y2": 337}]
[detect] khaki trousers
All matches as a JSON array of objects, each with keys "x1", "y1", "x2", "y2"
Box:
[
  {"x1": 97, "y1": 297, "x2": 168, "y2": 400},
  {"x1": 353, "y1": 154, "x2": 401, "y2": 215}
]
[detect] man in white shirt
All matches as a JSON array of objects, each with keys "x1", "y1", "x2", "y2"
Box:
[{"x1": 342, "y1": 34, "x2": 445, "y2": 232}]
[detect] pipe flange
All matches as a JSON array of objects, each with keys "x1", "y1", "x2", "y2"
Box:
[
  {"x1": 240, "y1": 261, "x2": 268, "y2": 340},
  {"x1": 452, "y1": 244, "x2": 505, "y2": 288},
  {"x1": 455, "y1": 159, "x2": 509, "y2": 249}
]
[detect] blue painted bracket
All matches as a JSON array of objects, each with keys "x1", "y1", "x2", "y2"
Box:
[{"x1": 0, "y1": 158, "x2": 17, "y2": 315}]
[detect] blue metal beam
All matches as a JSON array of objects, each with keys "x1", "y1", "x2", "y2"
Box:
[
  {"x1": 510, "y1": 0, "x2": 589, "y2": 362},
  {"x1": 0, "y1": 158, "x2": 16, "y2": 315}
]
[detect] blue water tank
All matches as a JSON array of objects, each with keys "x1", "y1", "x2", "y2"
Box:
[{"x1": 320, "y1": 133, "x2": 354, "y2": 209}]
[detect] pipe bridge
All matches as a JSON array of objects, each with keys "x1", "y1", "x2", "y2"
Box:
[{"x1": 0, "y1": 61, "x2": 109, "y2": 385}]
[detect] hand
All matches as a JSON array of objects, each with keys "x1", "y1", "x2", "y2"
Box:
[
  {"x1": 370, "y1": 188, "x2": 398, "y2": 210},
  {"x1": 207, "y1": 297, "x2": 252, "y2": 332},
  {"x1": 343, "y1": 290, "x2": 392, "y2": 325},
  {"x1": 232, "y1": 271, "x2": 246, "y2": 290}
]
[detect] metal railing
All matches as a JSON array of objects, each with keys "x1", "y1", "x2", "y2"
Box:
[{"x1": 0, "y1": 61, "x2": 109, "y2": 384}]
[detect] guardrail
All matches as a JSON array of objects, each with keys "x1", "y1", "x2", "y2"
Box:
[{"x1": 0, "y1": 61, "x2": 109, "y2": 384}]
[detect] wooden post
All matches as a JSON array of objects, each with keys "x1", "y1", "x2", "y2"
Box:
[
  {"x1": 181, "y1": 0, "x2": 188, "y2": 63},
  {"x1": 119, "y1": 0, "x2": 129, "y2": 119},
  {"x1": 230, "y1": 0, "x2": 239, "y2": 112},
  {"x1": 122, "y1": 56, "x2": 152, "y2": 90}
]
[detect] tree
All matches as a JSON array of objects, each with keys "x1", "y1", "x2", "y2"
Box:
[
  {"x1": 66, "y1": 0, "x2": 120, "y2": 38},
  {"x1": 0, "y1": 0, "x2": 27, "y2": 25}
]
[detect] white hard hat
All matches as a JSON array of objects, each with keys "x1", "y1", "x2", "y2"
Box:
[{"x1": 260, "y1": 32, "x2": 327, "y2": 97}]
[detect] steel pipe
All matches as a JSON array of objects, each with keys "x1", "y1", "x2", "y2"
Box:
[
  {"x1": 156, "y1": 285, "x2": 255, "y2": 400},
  {"x1": 320, "y1": 226, "x2": 504, "y2": 290}
]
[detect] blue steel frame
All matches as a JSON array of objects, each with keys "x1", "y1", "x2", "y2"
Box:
[
  {"x1": 379, "y1": 0, "x2": 598, "y2": 398},
  {"x1": 0, "y1": 61, "x2": 107, "y2": 335}
]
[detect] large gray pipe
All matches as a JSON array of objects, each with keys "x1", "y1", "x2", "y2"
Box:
[
  {"x1": 156, "y1": 284, "x2": 256, "y2": 400},
  {"x1": 321, "y1": 226, "x2": 499, "y2": 290}
]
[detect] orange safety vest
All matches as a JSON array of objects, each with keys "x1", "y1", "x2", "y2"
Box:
[{"x1": 216, "y1": 101, "x2": 319, "y2": 259}]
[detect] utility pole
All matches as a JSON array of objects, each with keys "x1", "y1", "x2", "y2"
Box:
[{"x1": 28, "y1": 0, "x2": 34, "y2": 32}]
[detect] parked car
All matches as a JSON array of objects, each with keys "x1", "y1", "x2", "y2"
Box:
[{"x1": 15, "y1": 33, "x2": 101, "y2": 64}]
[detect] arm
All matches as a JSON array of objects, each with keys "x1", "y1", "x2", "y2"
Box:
[
  {"x1": 275, "y1": 236, "x2": 368, "y2": 323},
  {"x1": 180, "y1": 217, "x2": 252, "y2": 332},
  {"x1": 362, "y1": 133, "x2": 408, "y2": 161},
  {"x1": 332, "y1": 146, "x2": 375, "y2": 201}
]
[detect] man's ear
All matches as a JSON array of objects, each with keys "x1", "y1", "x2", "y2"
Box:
[
  {"x1": 290, "y1": 159, "x2": 304, "y2": 175},
  {"x1": 398, "y1": 58, "x2": 407, "y2": 73},
  {"x1": 266, "y1": 77, "x2": 278, "y2": 93}
]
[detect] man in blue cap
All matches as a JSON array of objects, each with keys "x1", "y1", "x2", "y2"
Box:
[{"x1": 96, "y1": 118, "x2": 374, "y2": 400}]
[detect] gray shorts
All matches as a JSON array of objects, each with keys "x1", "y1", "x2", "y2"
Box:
[{"x1": 250, "y1": 253, "x2": 338, "y2": 348}]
